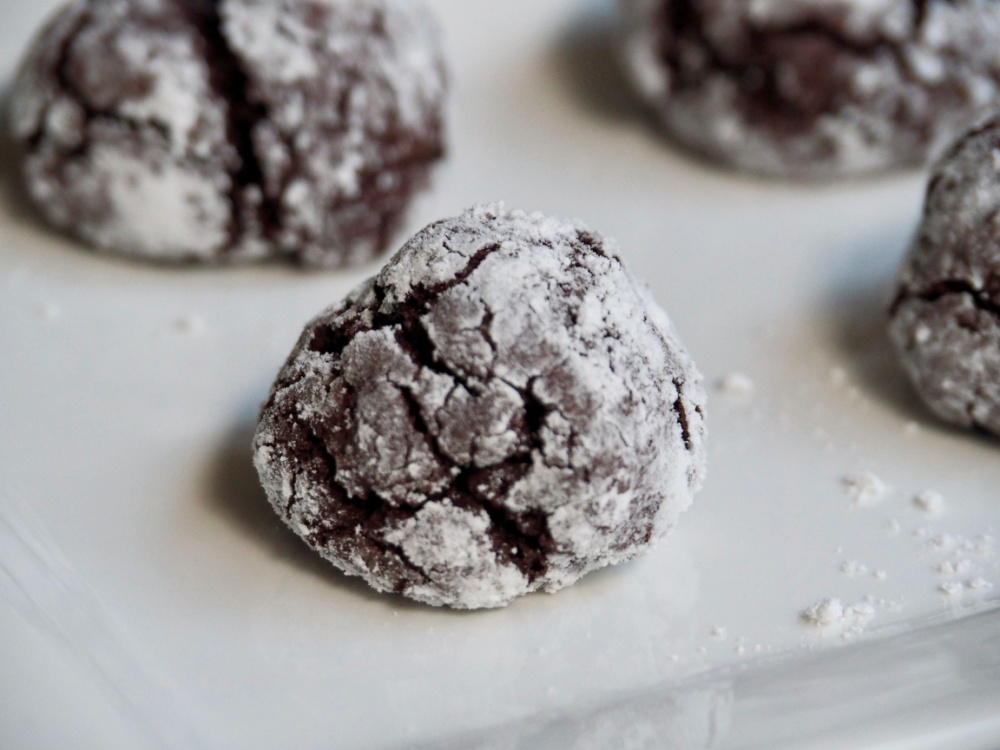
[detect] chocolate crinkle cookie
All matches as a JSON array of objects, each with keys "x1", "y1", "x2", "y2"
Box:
[
  {"x1": 889, "y1": 118, "x2": 1000, "y2": 436},
  {"x1": 8, "y1": 0, "x2": 446, "y2": 266},
  {"x1": 253, "y1": 204, "x2": 707, "y2": 609},
  {"x1": 620, "y1": 0, "x2": 1000, "y2": 178}
]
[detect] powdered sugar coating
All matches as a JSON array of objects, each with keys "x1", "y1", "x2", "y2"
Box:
[
  {"x1": 253, "y1": 204, "x2": 707, "y2": 609},
  {"x1": 620, "y1": 0, "x2": 1000, "y2": 178},
  {"x1": 9, "y1": 0, "x2": 446, "y2": 266},
  {"x1": 889, "y1": 117, "x2": 1000, "y2": 435}
]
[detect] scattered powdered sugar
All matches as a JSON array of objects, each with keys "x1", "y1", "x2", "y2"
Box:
[
  {"x1": 805, "y1": 470, "x2": 999, "y2": 642},
  {"x1": 913, "y1": 490, "x2": 945, "y2": 514},
  {"x1": 924, "y1": 525, "x2": 997, "y2": 599},
  {"x1": 839, "y1": 560, "x2": 886, "y2": 580},
  {"x1": 801, "y1": 598, "x2": 844, "y2": 627},
  {"x1": 968, "y1": 577, "x2": 994, "y2": 591},
  {"x1": 842, "y1": 472, "x2": 888, "y2": 507},
  {"x1": 937, "y1": 560, "x2": 955, "y2": 574},
  {"x1": 801, "y1": 598, "x2": 876, "y2": 629},
  {"x1": 848, "y1": 601, "x2": 876, "y2": 619},
  {"x1": 717, "y1": 372, "x2": 755, "y2": 397},
  {"x1": 840, "y1": 559, "x2": 869, "y2": 577},
  {"x1": 931, "y1": 533, "x2": 955, "y2": 551},
  {"x1": 939, "y1": 581, "x2": 964, "y2": 596}
]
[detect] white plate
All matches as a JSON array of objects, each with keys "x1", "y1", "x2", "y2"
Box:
[{"x1": 1, "y1": 1, "x2": 998, "y2": 749}]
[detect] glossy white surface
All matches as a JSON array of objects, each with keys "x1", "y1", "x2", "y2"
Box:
[{"x1": 1, "y1": 1, "x2": 998, "y2": 749}]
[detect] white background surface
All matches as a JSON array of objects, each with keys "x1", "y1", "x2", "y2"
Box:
[{"x1": 1, "y1": 1, "x2": 999, "y2": 749}]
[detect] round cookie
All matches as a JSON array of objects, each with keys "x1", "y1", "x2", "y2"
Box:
[
  {"x1": 8, "y1": 0, "x2": 446, "y2": 266},
  {"x1": 620, "y1": 0, "x2": 1000, "y2": 178},
  {"x1": 253, "y1": 204, "x2": 707, "y2": 609},
  {"x1": 889, "y1": 117, "x2": 1000, "y2": 435}
]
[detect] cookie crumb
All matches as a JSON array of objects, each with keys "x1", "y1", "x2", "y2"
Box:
[
  {"x1": 842, "y1": 472, "x2": 888, "y2": 507},
  {"x1": 801, "y1": 597, "x2": 877, "y2": 631},
  {"x1": 939, "y1": 581, "x2": 964, "y2": 596},
  {"x1": 931, "y1": 533, "x2": 955, "y2": 551},
  {"x1": 955, "y1": 559, "x2": 974, "y2": 574},
  {"x1": 840, "y1": 560, "x2": 868, "y2": 577},
  {"x1": 801, "y1": 598, "x2": 845, "y2": 627},
  {"x1": 847, "y1": 603, "x2": 875, "y2": 619}
]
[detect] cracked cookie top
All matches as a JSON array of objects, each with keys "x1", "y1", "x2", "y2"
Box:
[
  {"x1": 9, "y1": 0, "x2": 446, "y2": 266},
  {"x1": 621, "y1": 0, "x2": 1000, "y2": 178},
  {"x1": 253, "y1": 204, "x2": 707, "y2": 608},
  {"x1": 889, "y1": 117, "x2": 1000, "y2": 435}
]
